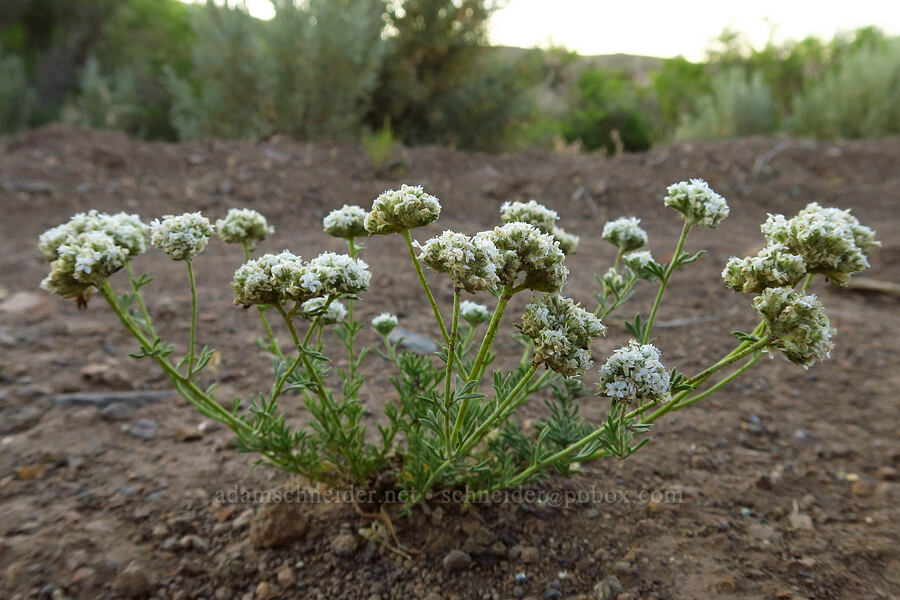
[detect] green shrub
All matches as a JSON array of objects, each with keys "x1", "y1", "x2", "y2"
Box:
[
  {"x1": 560, "y1": 68, "x2": 653, "y2": 154},
  {"x1": 0, "y1": 51, "x2": 34, "y2": 133},
  {"x1": 791, "y1": 39, "x2": 900, "y2": 138},
  {"x1": 676, "y1": 69, "x2": 778, "y2": 140}
]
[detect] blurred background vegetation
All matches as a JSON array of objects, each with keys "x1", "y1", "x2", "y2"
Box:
[{"x1": 1, "y1": 0, "x2": 897, "y2": 153}]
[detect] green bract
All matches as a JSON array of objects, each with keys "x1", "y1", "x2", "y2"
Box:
[{"x1": 364, "y1": 185, "x2": 441, "y2": 234}]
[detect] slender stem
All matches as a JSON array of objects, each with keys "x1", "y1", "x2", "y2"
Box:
[
  {"x1": 418, "y1": 363, "x2": 539, "y2": 500},
  {"x1": 98, "y1": 282, "x2": 246, "y2": 432},
  {"x1": 612, "y1": 249, "x2": 623, "y2": 271},
  {"x1": 242, "y1": 243, "x2": 284, "y2": 361},
  {"x1": 125, "y1": 262, "x2": 157, "y2": 338},
  {"x1": 684, "y1": 335, "x2": 769, "y2": 388},
  {"x1": 801, "y1": 273, "x2": 814, "y2": 292},
  {"x1": 274, "y1": 303, "x2": 330, "y2": 404},
  {"x1": 346, "y1": 238, "x2": 359, "y2": 381},
  {"x1": 444, "y1": 291, "x2": 461, "y2": 447},
  {"x1": 400, "y1": 228, "x2": 449, "y2": 342},
  {"x1": 186, "y1": 259, "x2": 198, "y2": 379},
  {"x1": 672, "y1": 354, "x2": 761, "y2": 411},
  {"x1": 642, "y1": 221, "x2": 692, "y2": 343}
]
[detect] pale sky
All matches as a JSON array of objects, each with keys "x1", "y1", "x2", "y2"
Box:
[{"x1": 194, "y1": 0, "x2": 899, "y2": 60}]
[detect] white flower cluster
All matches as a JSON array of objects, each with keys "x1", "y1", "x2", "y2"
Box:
[
  {"x1": 518, "y1": 294, "x2": 606, "y2": 377},
  {"x1": 623, "y1": 250, "x2": 657, "y2": 279},
  {"x1": 601, "y1": 217, "x2": 648, "y2": 252},
  {"x1": 371, "y1": 313, "x2": 398, "y2": 335},
  {"x1": 365, "y1": 185, "x2": 441, "y2": 234},
  {"x1": 39, "y1": 210, "x2": 148, "y2": 261},
  {"x1": 600, "y1": 267, "x2": 624, "y2": 291},
  {"x1": 500, "y1": 200, "x2": 579, "y2": 254},
  {"x1": 664, "y1": 179, "x2": 729, "y2": 228},
  {"x1": 323, "y1": 205, "x2": 368, "y2": 239},
  {"x1": 597, "y1": 340, "x2": 671, "y2": 403},
  {"x1": 215, "y1": 208, "x2": 273, "y2": 248},
  {"x1": 459, "y1": 300, "x2": 491, "y2": 326},
  {"x1": 150, "y1": 212, "x2": 214, "y2": 260},
  {"x1": 722, "y1": 243, "x2": 807, "y2": 293},
  {"x1": 753, "y1": 287, "x2": 835, "y2": 369},
  {"x1": 301, "y1": 297, "x2": 347, "y2": 325},
  {"x1": 231, "y1": 251, "x2": 370, "y2": 306},
  {"x1": 477, "y1": 222, "x2": 568, "y2": 293},
  {"x1": 38, "y1": 211, "x2": 148, "y2": 302},
  {"x1": 416, "y1": 230, "x2": 501, "y2": 292},
  {"x1": 760, "y1": 202, "x2": 879, "y2": 285},
  {"x1": 303, "y1": 252, "x2": 372, "y2": 298}
]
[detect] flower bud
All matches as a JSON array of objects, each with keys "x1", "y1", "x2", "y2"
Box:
[
  {"x1": 301, "y1": 297, "x2": 347, "y2": 325},
  {"x1": 416, "y1": 230, "x2": 500, "y2": 292},
  {"x1": 371, "y1": 313, "x2": 398, "y2": 336},
  {"x1": 476, "y1": 222, "x2": 568, "y2": 293}
]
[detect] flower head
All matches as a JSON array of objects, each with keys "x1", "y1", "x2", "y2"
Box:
[
  {"x1": 216, "y1": 208, "x2": 273, "y2": 248},
  {"x1": 597, "y1": 340, "x2": 671, "y2": 403},
  {"x1": 601, "y1": 217, "x2": 648, "y2": 252},
  {"x1": 301, "y1": 297, "x2": 347, "y2": 325},
  {"x1": 722, "y1": 243, "x2": 807, "y2": 293},
  {"x1": 459, "y1": 300, "x2": 491, "y2": 327},
  {"x1": 600, "y1": 267, "x2": 624, "y2": 292},
  {"x1": 416, "y1": 230, "x2": 500, "y2": 292},
  {"x1": 500, "y1": 200, "x2": 579, "y2": 254},
  {"x1": 39, "y1": 210, "x2": 148, "y2": 261},
  {"x1": 761, "y1": 203, "x2": 879, "y2": 285},
  {"x1": 371, "y1": 313, "x2": 398, "y2": 336},
  {"x1": 323, "y1": 205, "x2": 368, "y2": 239},
  {"x1": 753, "y1": 287, "x2": 835, "y2": 368},
  {"x1": 365, "y1": 185, "x2": 441, "y2": 234},
  {"x1": 302, "y1": 252, "x2": 371, "y2": 298},
  {"x1": 518, "y1": 294, "x2": 606, "y2": 377},
  {"x1": 231, "y1": 251, "x2": 307, "y2": 306},
  {"x1": 40, "y1": 231, "x2": 129, "y2": 301},
  {"x1": 664, "y1": 179, "x2": 729, "y2": 228},
  {"x1": 622, "y1": 250, "x2": 657, "y2": 280},
  {"x1": 476, "y1": 222, "x2": 568, "y2": 293},
  {"x1": 150, "y1": 212, "x2": 214, "y2": 260}
]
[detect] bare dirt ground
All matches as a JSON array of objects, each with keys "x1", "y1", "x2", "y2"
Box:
[{"x1": 1, "y1": 126, "x2": 898, "y2": 600}]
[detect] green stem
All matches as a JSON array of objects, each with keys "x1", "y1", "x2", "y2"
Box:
[
  {"x1": 642, "y1": 221, "x2": 692, "y2": 343},
  {"x1": 801, "y1": 272, "x2": 814, "y2": 292},
  {"x1": 401, "y1": 228, "x2": 449, "y2": 342},
  {"x1": 242, "y1": 243, "x2": 284, "y2": 361},
  {"x1": 444, "y1": 291, "x2": 461, "y2": 447},
  {"x1": 186, "y1": 259, "x2": 198, "y2": 379},
  {"x1": 684, "y1": 335, "x2": 769, "y2": 388},
  {"x1": 125, "y1": 262, "x2": 157, "y2": 339},
  {"x1": 671, "y1": 354, "x2": 761, "y2": 411},
  {"x1": 98, "y1": 282, "x2": 246, "y2": 432}
]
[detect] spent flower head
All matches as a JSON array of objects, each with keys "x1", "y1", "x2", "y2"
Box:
[
  {"x1": 323, "y1": 205, "x2": 368, "y2": 239},
  {"x1": 761, "y1": 203, "x2": 879, "y2": 285},
  {"x1": 664, "y1": 179, "x2": 729, "y2": 228},
  {"x1": 416, "y1": 230, "x2": 500, "y2": 292},
  {"x1": 597, "y1": 340, "x2": 671, "y2": 403},
  {"x1": 722, "y1": 243, "x2": 807, "y2": 293},
  {"x1": 476, "y1": 222, "x2": 568, "y2": 293},
  {"x1": 371, "y1": 313, "x2": 398, "y2": 336},
  {"x1": 150, "y1": 212, "x2": 214, "y2": 260},
  {"x1": 602, "y1": 217, "x2": 648, "y2": 252},
  {"x1": 459, "y1": 300, "x2": 491, "y2": 327},
  {"x1": 301, "y1": 297, "x2": 347, "y2": 325},
  {"x1": 302, "y1": 252, "x2": 371, "y2": 298},
  {"x1": 753, "y1": 287, "x2": 835, "y2": 369},
  {"x1": 365, "y1": 185, "x2": 441, "y2": 234},
  {"x1": 518, "y1": 294, "x2": 606, "y2": 377},
  {"x1": 231, "y1": 250, "x2": 307, "y2": 305},
  {"x1": 216, "y1": 208, "x2": 273, "y2": 248}
]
